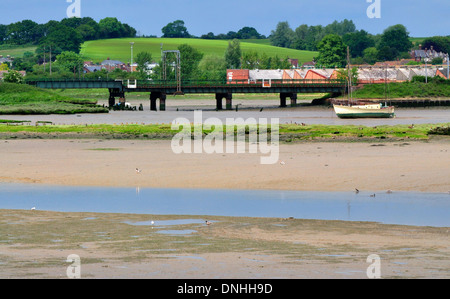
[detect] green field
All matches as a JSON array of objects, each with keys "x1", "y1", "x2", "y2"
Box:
[
  {"x1": 80, "y1": 38, "x2": 318, "y2": 64},
  {"x1": 0, "y1": 45, "x2": 37, "y2": 58}
]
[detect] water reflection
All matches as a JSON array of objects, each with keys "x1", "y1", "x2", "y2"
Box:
[{"x1": 0, "y1": 183, "x2": 448, "y2": 227}]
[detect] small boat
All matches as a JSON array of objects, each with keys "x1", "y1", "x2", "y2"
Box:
[
  {"x1": 334, "y1": 47, "x2": 395, "y2": 119},
  {"x1": 333, "y1": 103, "x2": 395, "y2": 119}
]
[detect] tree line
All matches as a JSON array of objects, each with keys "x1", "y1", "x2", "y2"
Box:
[{"x1": 0, "y1": 17, "x2": 136, "y2": 59}]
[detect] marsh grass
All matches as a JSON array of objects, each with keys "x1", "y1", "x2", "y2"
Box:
[
  {"x1": 0, "y1": 83, "x2": 108, "y2": 114},
  {"x1": 1, "y1": 122, "x2": 447, "y2": 141}
]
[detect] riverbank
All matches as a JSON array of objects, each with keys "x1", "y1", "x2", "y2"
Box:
[{"x1": 0, "y1": 138, "x2": 448, "y2": 193}]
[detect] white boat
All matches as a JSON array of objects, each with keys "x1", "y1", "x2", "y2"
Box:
[
  {"x1": 334, "y1": 47, "x2": 395, "y2": 119},
  {"x1": 333, "y1": 103, "x2": 395, "y2": 118}
]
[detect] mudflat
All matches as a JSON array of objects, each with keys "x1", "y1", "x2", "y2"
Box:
[
  {"x1": 0, "y1": 138, "x2": 448, "y2": 192},
  {"x1": 0, "y1": 138, "x2": 449, "y2": 279}
]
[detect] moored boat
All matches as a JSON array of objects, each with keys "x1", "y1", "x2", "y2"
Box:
[{"x1": 333, "y1": 103, "x2": 395, "y2": 118}]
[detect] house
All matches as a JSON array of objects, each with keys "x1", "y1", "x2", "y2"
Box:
[
  {"x1": 302, "y1": 61, "x2": 316, "y2": 69},
  {"x1": 436, "y1": 68, "x2": 449, "y2": 79},
  {"x1": 83, "y1": 65, "x2": 102, "y2": 73},
  {"x1": 287, "y1": 58, "x2": 299, "y2": 68},
  {"x1": 410, "y1": 45, "x2": 448, "y2": 62},
  {"x1": 101, "y1": 58, "x2": 127, "y2": 71}
]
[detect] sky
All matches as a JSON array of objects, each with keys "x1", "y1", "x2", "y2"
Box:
[{"x1": 1, "y1": 0, "x2": 449, "y2": 38}]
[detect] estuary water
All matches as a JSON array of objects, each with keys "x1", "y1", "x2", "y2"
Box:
[{"x1": 0, "y1": 183, "x2": 448, "y2": 227}]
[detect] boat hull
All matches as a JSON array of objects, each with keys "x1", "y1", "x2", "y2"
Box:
[{"x1": 333, "y1": 104, "x2": 395, "y2": 119}]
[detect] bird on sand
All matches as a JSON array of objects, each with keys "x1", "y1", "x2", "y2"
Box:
[
  {"x1": 31, "y1": 207, "x2": 36, "y2": 210},
  {"x1": 135, "y1": 168, "x2": 142, "y2": 173},
  {"x1": 280, "y1": 161, "x2": 286, "y2": 165},
  {"x1": 205, "y1": 221, "x2": 211, "y2": 226}
]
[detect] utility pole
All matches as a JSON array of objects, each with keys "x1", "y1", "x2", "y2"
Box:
[
  {"x1": 43, "y1": 46, "x2": 46, "y2": 74},
  {"x1": 447, "y1": 53, "x2": 449, "y2": 80},
  {"x1": 49, "y1": 45, "x2": 52, "y2": 76},
  {"x1": 130, "y1": 42, "x2": 134, "y2": 70}
]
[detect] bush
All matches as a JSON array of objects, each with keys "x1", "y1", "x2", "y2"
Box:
[{"x1": 2, "y1": 70, "x2": 24, "y2": 84}]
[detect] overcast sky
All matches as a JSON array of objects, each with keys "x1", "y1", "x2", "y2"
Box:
[{"x1": 1, "y1": 0, "x2": 449, "y2": 37}]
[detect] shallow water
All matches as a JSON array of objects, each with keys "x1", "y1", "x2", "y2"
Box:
[
  {"x1": 0, "y1": 183, "x2": 448, "y2": 227},
  {"x1": 1, "y1": 107, "x2": 449, "y2": 126}
]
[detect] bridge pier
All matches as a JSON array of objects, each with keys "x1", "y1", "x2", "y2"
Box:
[
  {"x1": 108, "y1": 88, "x2": 125, "y2": 108},
  {"x1": 280, "y1": 93, "x2": 297, "y2": 108},
  {"x1": 215, "y1": 93, "x2": 233, "y2": 110},
  {"x1": 150, "y1": 92, "x2": 167, "y2": 111}
]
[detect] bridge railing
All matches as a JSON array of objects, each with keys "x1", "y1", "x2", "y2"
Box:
[
  {"x1": 25, "y1": 78, "x2": 347, "y2": 89},
  {"x1": 135, "y1": 79, "x2": 346, "y2": 88}
]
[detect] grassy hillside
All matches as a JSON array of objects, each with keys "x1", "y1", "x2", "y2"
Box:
[
  {"x1": 0, "y1": 83, "x2": 108, "y2": 114},
  {"x1": 80, "y1": 38, "x2": 317, "y2": 64},
  {"x1": 353, "y1": 81, "x2": 450, "y2": 99},
  {"x1": 0, "y1": 45, "x2": 37, "y2": 58}
]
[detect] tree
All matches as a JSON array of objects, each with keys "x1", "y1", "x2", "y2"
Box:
[
  {"x1": 378, "y1": 24, "x2": 412, "y2": 56},
  {"x1": 178, "y1": 44, "x2": 203, "y2": 80},
  {"x1": 162, "y1": 20, "x2": 190, "y2": 38},
  {"x1": 269, "y1": 21, "x2": 294, "y2": 48},
  {"x1": 224, "y1": 39, "x2": 241, "y2": 69},
  {"x1": 99, "y1": 17, "x2": 123, "y2": 38},
  {"x1": 54, "y1": 51, "x2": 83, "y2": 75},
  {"x1": 242, "y1": 50, "x2": 260, "y2": 69},
  {"x1": 237, "y1": 27, "x2": 262, "y2": 39},
  {"x1": 316, "y1": 34, "x2": 347, "y2": 67},
  {"x1": 0, "y1": 63, "x2": 9, "y2": 71},
  {"x1": 135, "y1": 51, "x2": 153, "y2": 78},
  {"x1": 5, "y1": 20, "x2": 41, "y2": 45},
  {"x1": 38, "y1": 24, "x2": 83, "y2": 54},
  {"x1": 377, "y1": 46, "x2": 398, "y2": 61},
  {"x1": 422, "y1": 36, "x2": 450, "y2": 54},
  {"x1": 343, "y1": 30, "x2": 375, "y2": 58},
  {"x1": 198, "y1": 55, "x2": 227, "y2": 81},
  {"x1": 3, "y1": 70, "x2": 24, "y2": 84},
  {"x1": 362, "y1": 47, "x2": 379, "y2": 64}
]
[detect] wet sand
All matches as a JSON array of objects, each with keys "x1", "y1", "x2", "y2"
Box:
[{"x1": 0, "y1": 138, "x2": 448, "y2": 193}]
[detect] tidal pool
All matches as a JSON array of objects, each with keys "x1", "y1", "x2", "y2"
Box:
[{"x1": 0, "y1": 183, "x2": 448, "y2": 227}]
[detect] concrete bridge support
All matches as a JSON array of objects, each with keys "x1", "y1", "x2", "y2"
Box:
[
  {"x1": 108, "y1": 88, "x2": 125, "y2": 108},
  {"x1": 280, "y1": 93, "x2": 298, "y2": 108},
  {"x1": 215, "y1": 93, "x2": 233, "y2": 110},
  {"x1": 150, "y1": 92, "x2": 167, "y2": 111}
]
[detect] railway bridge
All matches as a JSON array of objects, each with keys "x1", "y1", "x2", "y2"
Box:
[{"x1": 25, "y1": 79, "x2": 347, "y2": 111}]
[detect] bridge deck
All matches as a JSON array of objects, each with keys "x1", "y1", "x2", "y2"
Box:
[
  {"x1": 25, "y1": 79, "x2": 347, "y2": 110},
  {"x1": 26, "y1": 79, "x2": 346, "y2": 94}
]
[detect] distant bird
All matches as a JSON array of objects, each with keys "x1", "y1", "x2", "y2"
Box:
[
  {"x1": 260, "y1": 108, "x2": 264, "y2": 112},
  {"x1": 150, "y1": 221, "x2": 154, "y2": 225},
  {"x1": 280, "y1": 161, "x2": 286, "y2": 165},
  {"x1": 370, "y1": 194, "x2": 376, "y2": 197},
  {"x1": 301, "y1": 123, "x2": 307, "y2": 126},
  {"x1": 135, "y1": 168, "x2": 142, "y2": 174},
  {"x1": 31, "y1": 207, "x2": 36, "y2": 210},
  {"x1": 408, "y1": 124, "x2": 414, "y2": 129},
  {"x1": 386, "y1": 190, "x2": 393, "y2": 194},
  {"x1": 355, "y1": 188, "x2": 360, "y2": 194},
  {"x1": 205, "y1": 220, "x2": 211, "y2": 226}
]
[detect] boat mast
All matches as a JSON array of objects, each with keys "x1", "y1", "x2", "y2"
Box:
[{"x1": 347, "y1": 46, "x2": 352, "y2": 105}]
